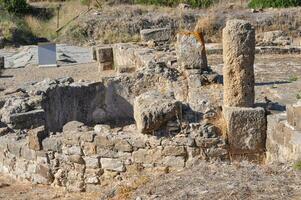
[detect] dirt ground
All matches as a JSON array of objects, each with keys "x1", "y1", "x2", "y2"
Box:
[{"x1": 0, "y1": 174, "x2": 101, "y2": 200}]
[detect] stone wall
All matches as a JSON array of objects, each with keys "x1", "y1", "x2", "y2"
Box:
[
  {"x1": 266, "y1": 102, "x2": 301, "y2": 163},
  {"x1": 0, "y1": 122, "x2": 227, "y2": 192}
]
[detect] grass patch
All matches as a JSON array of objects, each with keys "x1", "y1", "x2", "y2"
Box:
[
  {"x1": 297, "y1": 92, "x2": 301, "y2": 100},
  {"x1": 248, "y1": 0, "x2": 301, "y2": 9},
  {"x1": 289, "y1": 75, "x2": 298, "y2": 83},
  {"x1": 0, "y1": 11, "x2": 36, "y2": 45},
  {"x1": 293, "y1": 160, "x2": 301, "y2": 170}
]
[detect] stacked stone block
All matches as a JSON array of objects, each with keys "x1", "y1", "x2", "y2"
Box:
[
  {"x1": 266, "y1": 102, "x2": 301, "y2": 163},
  {"x1": 0, "y1": 121, "x2": 228, "y2": 191}
]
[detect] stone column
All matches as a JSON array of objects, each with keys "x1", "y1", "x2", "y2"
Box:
[{"x1": 223, "y1": 19, "x2": 255, "y2": 107}]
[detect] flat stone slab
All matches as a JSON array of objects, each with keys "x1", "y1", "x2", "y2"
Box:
[{"x1": 0, "y1": 44, "x2": 93, "y2": 69}]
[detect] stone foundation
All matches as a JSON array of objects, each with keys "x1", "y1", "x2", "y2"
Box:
[
  {"x1": 0, "y1": 121, "x2": 227, "y2": 192},
  {"x1": 266, "y1": 102, "x2": 301, "y2": 163}
]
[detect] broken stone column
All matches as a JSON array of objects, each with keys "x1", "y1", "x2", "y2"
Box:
[
  {"x1": 0, "y1": 56, "x2": 4, "y2": 69},
  {"x1": 222, "y1": 20, "x2": 266, "y2": 155},
  {"x1": 223, "y1": 19, "x2": 255, "y2": 107},
  {"x1": 96, "y1": 46, "x2": 114, "y2": 71},
  {"x1": 176, "y1": 32, "x2": 208, "y2": 71}
]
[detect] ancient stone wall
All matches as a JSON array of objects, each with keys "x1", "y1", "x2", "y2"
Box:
[{"x1": 0, "y1": 122, "x2": 227, "y2": 192}]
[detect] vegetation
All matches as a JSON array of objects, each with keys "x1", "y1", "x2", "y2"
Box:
[
  {"x1": 293, "y1": 161, "x2": 301, "y2": 170},
  {"x1": 248, "y1": 0, "x2": 301, "y2": 8},
  {"x1": 133, "y1": 0, "x2": 215, "y2": 8},
  {"x1": 0, "y1": 11, "x2": 35, "y2": 45},
  {"x1": 0, "y1": 0, "x2": 29, "y2": 14}
]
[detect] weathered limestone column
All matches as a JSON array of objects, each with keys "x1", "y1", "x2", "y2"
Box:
[
  {"x1": 223, "y1": 19, "x2": 255, "y2": 107},
  {"x1": 223, "y1": 20, "x2": 266, "y2": 156}
]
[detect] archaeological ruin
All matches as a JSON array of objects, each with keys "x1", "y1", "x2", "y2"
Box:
[{"x1": 0, "y1": 17, "x2": 300, "y2": 194}]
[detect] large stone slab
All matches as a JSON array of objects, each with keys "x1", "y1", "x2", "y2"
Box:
[
  {"x1": 140, "y1": 28, "x2": 171, "y2": 42},
  {"x1": 176, "y1": 32, "x2": 208, "y2": 70},
  {"x1": 287, "y1": 101, "x2": 301, "y2": 130},
  {"x1": 134, "y1": 91, "x2": 181, "y2": 134},
  {"x1": 9, "y1": 109, "x2": 45, "y2": 129},
  {"x1": 223, "y1": 106, "x2": 266, "y2": 153}
]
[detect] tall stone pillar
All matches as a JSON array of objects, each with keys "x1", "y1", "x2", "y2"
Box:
[
  {"x1": 222, "y1": 20, "x2": 266, "y2": 157},
  {"x1": 223, "y1": 19, "x2": 255, "y2": 107}
]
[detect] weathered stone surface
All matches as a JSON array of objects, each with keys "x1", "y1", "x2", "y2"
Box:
[
  {"x1": 134, "y1": 91, "x2": 181, "y2": 134},
  {"x1": 287, "y1": 101, "x2": 301, "y2": 130},
  {"x1": 94, "y1": 135, "x2": 114, "y2": 149},
  {"x1": 96, "y1": 46, "x2": 113, "y2": 63},
  {"x1": 161, "y1": 156, "x2": 185, "y2": 168},
  {"x1": 259, "y1": 30, "x2": 291, "y2": 46},
  {"x1": 68, "y1": 155, "x2": 85, "y2": 164},
  {"x1": 162, "y1": 146, "x2": 186, "y2": 157},
  {"x1": 140, "y1": 28, "x2": 171, "y2": 42},
  {"x1": 100, "y1": 158, "x2": 125, "y2": 172},
  {"x1": 176, "y1": 32, "x2": 207, "y2": 70},
  {"x1": 223, "y1": 107, "x2": 266, "y2": 153},
  {"x1": 96, "y1": 47, "x2": 113, "y2": 71},
  {"x1": 9, "y1": 109, "x2": 45, "y2": 129},
  {"x1": 266, "y1": 113, "x2": 301, "y2": 163},
  {"x1": 223, "y1": 19, "x2": 255, "y2": 107},
  {"x1": 94, "y1": 124, "x2": 111, "y2": 134},
  {"x1": 84, "y1": 156, "x2": 100, "y2": 169},
  {"x1": 132, "y1": 148, "x2": 162, "y2": 164},
  {"x1": 62, "y1": 121, "x2": 85, "y2": 132},
  {"x1": 28, "y1": 126, "x2": 48, "y2": 151},
  {"x1": 42, "y1": 136, "x2": 62, "y2": 152},
  {"x1": 113, "y1": 139, "x2": 133, "y2": 152}
]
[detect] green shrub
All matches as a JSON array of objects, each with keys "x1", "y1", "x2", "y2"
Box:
[
  {"x1": 248, "y1": 0, "x2": 301, "y2": 8},
  {"x1": 0, "y1": 0, "x2": 29, "y2": 14},
  {"x1": 133, "y1": 0, "x2": 215, "y2": 8}
]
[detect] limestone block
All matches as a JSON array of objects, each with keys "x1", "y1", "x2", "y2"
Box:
[
  {"x1": 9, "y1": 109, "x2": 45, "y2": 129},
  {"x1": 140, "y1": 28, "x2": 171, "y2": 42},
  {"x1": 84, "y1": 156, "x2": 100, "y2": 169},
  {"x1": 96, "y1": 46, "x2": 113, "y2": 63},
  {"x1": 223, "y1": 19, "x2": 255, "y2": 107},
  {"x1": 223, "y1": 106, "x2": 266, "y2": 153},
  {"x1": 134, "y1": 91, "x2": 181, "y2": 134},
  {"x1": 28, "y1": 126, "x2": 48, "y2": 151},
  {"x1": 132, "y1": 148, "x2": 162, "y2": 164},
  {"x1": 161, "y1": 156, "x2": 185, "y2": 168},
  {"x1": 42, "y1": 136, "x2": 63, "y2": 152},
  {"x1": 266, "y1": 114, "x2": 301, "y2": 163},
  {"x1": 287, "y1": 101, "x2": 301, "y2": 130},
  {"x1": 100, "y1": 158, "x2": 125, "y2": 172},
  {"x1": 96, "y1": 47, "x2": 114, "y2": 71},
  {"x1": 162, "y1": 146, "x2": 186, "y2": 157},
  {"x1": 113, "y1": 139, "x2": 133, "y2": 152},
  {"x1": 176, "y1": 32, "x2": 208, "y2": 70},
  {"x1": 62, "y1": 121, "x2": 85, "y2": 132}
]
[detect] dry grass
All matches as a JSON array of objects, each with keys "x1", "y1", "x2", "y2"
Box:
[{"x1": 25, "y1": 0, "x2": 89, "y2": 40}]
